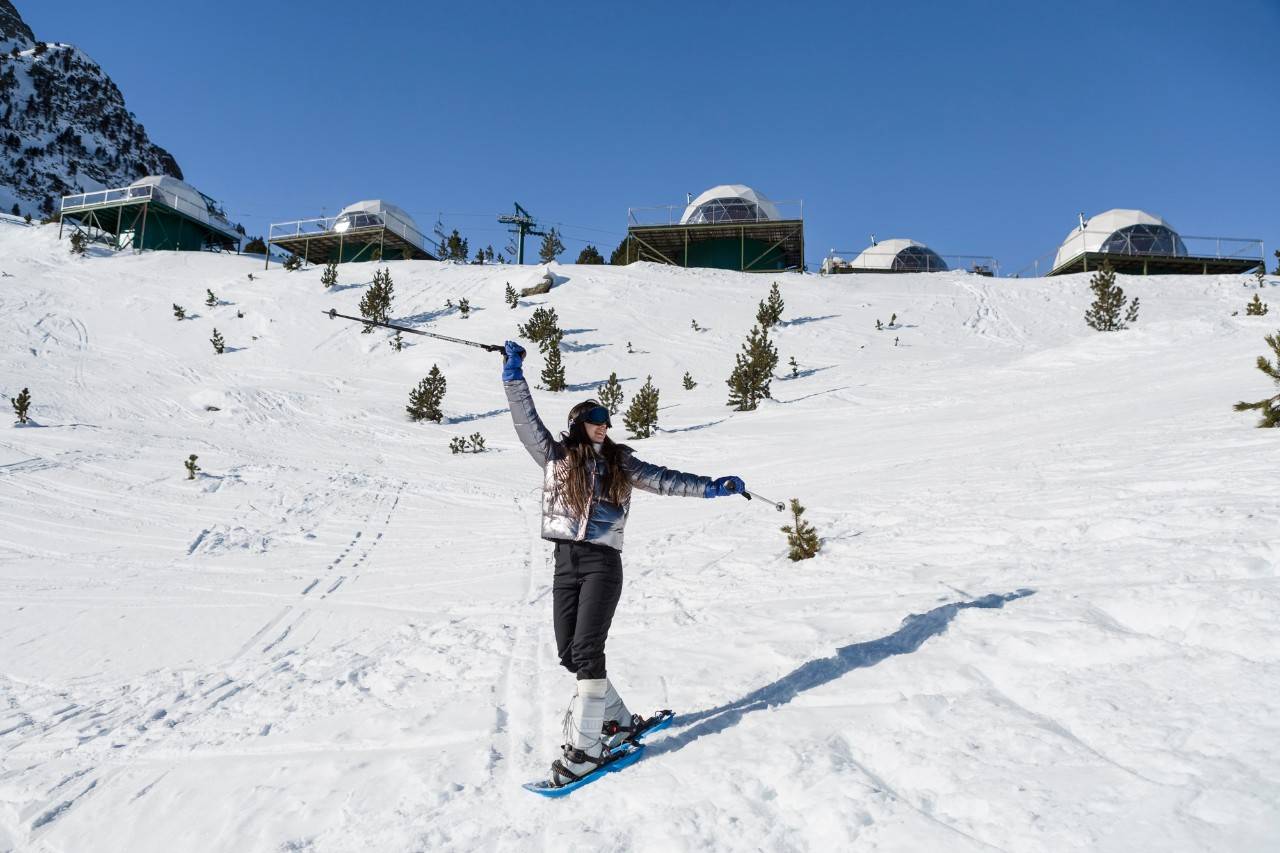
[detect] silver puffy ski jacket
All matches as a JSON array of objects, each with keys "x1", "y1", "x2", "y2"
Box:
[{"x1": 504, "y1": 378, "x2": 710, "y2": 551}]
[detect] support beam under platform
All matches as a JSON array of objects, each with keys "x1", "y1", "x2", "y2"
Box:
[
  {"x1": 626, "y1": 220, "x2": 805, "y2": 273},
  {"x1": 1049, "y1": 252, "x2": 1262, "y2": 277},
  {"x1": 269, "y1": 226, "x2": 435, "y2": 265}
]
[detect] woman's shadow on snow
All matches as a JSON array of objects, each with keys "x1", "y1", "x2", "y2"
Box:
[{"x1": 646, "y1": 588, "x2": 1035, "y2": 758}]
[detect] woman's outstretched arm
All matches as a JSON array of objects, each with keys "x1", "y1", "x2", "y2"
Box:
[{"x1": 501, "y1": 341, "x2": 561, "y2": 467}]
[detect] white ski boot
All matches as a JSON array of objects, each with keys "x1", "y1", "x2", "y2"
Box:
[
  {"x1": 601, "y1": 678, "x2": 634, "y2": 750},
  {"x1": 549, "y1": 678, "x2": 609, "y2": 787}
]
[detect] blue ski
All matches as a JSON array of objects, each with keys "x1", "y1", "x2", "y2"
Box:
[{"x1": 523, "y1": 711, "x2": 676, "y2": 797}]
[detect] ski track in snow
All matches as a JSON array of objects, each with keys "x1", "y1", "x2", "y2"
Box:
[{"x1": 1, "y1": 222, "x2": 1278, "y2": 851}]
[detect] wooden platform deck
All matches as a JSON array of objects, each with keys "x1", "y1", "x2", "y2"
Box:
[
  {"x1": 625, "y1": 219, "x2": 805, "y2": 272},
  {"x1": 269, "y1": 226, "x2": 436, "y2": 264},
  {"x1": 1049, "y1": 252, "x2": 1262, "y2": 276}
]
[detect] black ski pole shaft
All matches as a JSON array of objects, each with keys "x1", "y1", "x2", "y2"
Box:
[
  {"x1": 724, "y1": 480, "x2": 786, "y2": 512},
  {"x1": 323, "y1": 309, "x2": 504, "y2": 353}
]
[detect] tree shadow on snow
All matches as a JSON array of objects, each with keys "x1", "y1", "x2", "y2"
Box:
[
  {"x1": 779, "y1": 365, "x2": 835, "y2": 381},
  {"x1": 779, "y1": 314, "x2": 841, "y2": 327},
  {"x1": 327, "y1": 282, "x2": 369, "y2": 294},
  {"x1": 565, "y1": 377, "x2": 636, "y2": 393},
  {"x1": 446, "y1": 408, "x2": 508, "y2": 424},
  {"x1": 645, "y1": 588, "x2": 1036, "y2": 759}
]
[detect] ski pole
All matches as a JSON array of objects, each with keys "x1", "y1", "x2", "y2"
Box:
[
  {"x1": 725, "y1": 480, "x2": 786, "y2": 512},
  {"x1": 323, "y1": 309, "x2": 505, "y2": 353}
]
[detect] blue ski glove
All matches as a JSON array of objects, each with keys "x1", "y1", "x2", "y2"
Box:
[
  {"x1": 502, "y1": 340, "x2": 527, "y2": 381},
  {"x1": 705, "y1": 475, "x2": 745, "y2": 499}
]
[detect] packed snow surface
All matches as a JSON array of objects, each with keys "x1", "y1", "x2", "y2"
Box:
[{"x1": 1, "y1": 223, "x2": 1278, "y2": 852}]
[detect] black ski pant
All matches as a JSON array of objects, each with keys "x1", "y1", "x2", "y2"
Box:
[{"x1": 552, "y1": 540, "x2": 623, "y2": 681}]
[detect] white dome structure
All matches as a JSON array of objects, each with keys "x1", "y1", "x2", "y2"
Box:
[
  {"x1": 680, "y1": 184, "x2": 781, "y2": 225},
  {"x1": 128, "y1": 175, "x2": 237, "y2": 237},
  {"x1": 848, "y1": 238, "x2": 948, "y2": 272},
  {"x1": 1053, "y1": 208, "x2": 1186, "y2": 271},
  {"x1": 333, "y1": 200, "x2": 427, "y2": 250}
]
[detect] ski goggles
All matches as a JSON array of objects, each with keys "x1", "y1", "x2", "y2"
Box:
[{"x1": 575, "y1": 405, "x2": 612, "y2": 428}]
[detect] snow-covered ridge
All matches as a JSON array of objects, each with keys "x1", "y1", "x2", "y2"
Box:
[
  {"x1": 1, "y1": 225, "x2": 1278, "y2": 851},
  {"x1": 0, "y1": 1, "x2": 181, "y2": 219}
]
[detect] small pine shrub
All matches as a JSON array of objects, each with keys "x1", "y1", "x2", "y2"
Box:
[
  {"x1": 789, "y1": 356, "x2": 799, "y2": 377},
  {"x1": 449, "y1": 436, "x2": 467, "y2": 454},
  {"x1": 469, "y1": 432, "x2": 485, "y2": 452},
  {"x1": 449, "y1": 432, "x2": 488, "y2": 454},
  {"x1": 69, "y1": 231, "x2": 86, "y2": 254},
  {"x1": 889, "y1": 312, "x2": 898, "y2": 327},
  {"x1": 236, "y1": 310, "x2": 244, "y2": 319},
  {"x1": 505, "y1": 283, "x2": 518, "y2": 309},
  {"x1": 756, "y1": 282, "x2": 785, "y2": 329},
  {"x1": 875, "y1": 319, "x2": 882, "y2": 330},
  {"x1": 243, "y1": 236, "x2": 267, "y2": 254},
  {"x1": 1246, "y1": 293, "x2": 1269, "y2": 316},
  {"x1": 407, "y1": 365, "x2": 446, "y2": 422},
  {"x1": 205, "y1": 289, "x2": 217, "y2": 307},
  {"x1": 541, "y1": 332, "x2": 567, "y2": 391},
  {"x1": 10, "y1": 387, "x2": 30, "y2": 424},
  {"x1": 1234, "y1": 332, "x2": 1280, "y2": 428},
  {"x1": 283, "y1": 254, "x2": 303, "y2": 271},
  {"x1": 726, "y1": 324, "x2": 778, "y2": 411},
  {"x1": 691, "y1": 319, "x2": 702, "y2": 332},
  {"x1": 389, "y1": 331, "x2": 404, "y2": 352},
  {"x1": 320, "y1": 261, "x2": 338, "y2": 288},
  {"x1": 781, "y1": 498, "x2": 821, "y2": 561},
  {"x1": 682, "y1": 371, "x2": 696, "y2": 390},
  {"x1": 210, "y1": 328, "x2": 225, "y2": 354},
  {"x1": 623, "y1": 375, "x2": 660, "y2": 439},
  {"x1": 458, "y1": 297, "x2": 471, "y2": 318},
  {"x1": 359, "y1": 267, "x2": 394, "y2": 332},
  {"x1": 598, "y1": 372, "x2": 624, "y2": 414},
  {"x1": 173, "y1": 303, "x2": 186, "y2": 321},
  {"x1": 185, "y1": 454, "x2": 200, "y2": 480},
  {"x1": 517, "y1": 306, "x2": 560, "y2": 347},
  {"x1": 1084, "y1": 262, "x2": 1139, "y2": 331}
]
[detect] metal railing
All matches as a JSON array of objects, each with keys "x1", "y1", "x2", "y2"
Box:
[
  {"x1": 60, "y1": 184, "x2": 240, "y2": 240},
  {"x1": 822, "y1": 251, "x2": 999, "y2": 276},
  {"x1": 268, "y1": 214, "x2": 435, "y2": 254},
  {"x1": 627, "y1": 199, "x2": 804, "y2": 227},
  {"x1": 1014, "y1": 232, "x2": 1264, "y2": 277}
]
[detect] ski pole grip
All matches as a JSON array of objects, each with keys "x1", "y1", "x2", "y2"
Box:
[{"x1": 725, "y1": 480, "x2": 751, "y2": 500}]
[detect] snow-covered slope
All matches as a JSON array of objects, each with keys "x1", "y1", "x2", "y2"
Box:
[
  {"x1": 0, "y1": 1, "x2": 182, "y2": 219},
  {"x1": 1, "y1": 224, "x2": 1278, "y2": 852}
]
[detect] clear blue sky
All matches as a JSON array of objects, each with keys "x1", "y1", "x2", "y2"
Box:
[{"x1": 23, "y1": 0, "x2": 1280, "y2": 272}]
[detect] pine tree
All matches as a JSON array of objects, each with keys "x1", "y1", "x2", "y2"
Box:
[
  {"x1": 184, "y1": 454, "x2": 200, "y2": 480},
  {"x1": 609, "y1": 236, "x2": 632, "y2": 265},
  {"x1": 1234, "y1": 332, "x2": 1280, "y2": 427},
  {"x1": 780, "y1": 498, "x2": 821, "y2": 561},
  {"x1": 541, "y1": 331, "x2": 567, "y2": 391},
  {"x1": 1246, "y1": 293, "x2": 1270, "y2": 316},
  {"x1": 443, "y1": 229, "x2": 469, "y2": 262},
  {"x1": 458, "y1": 297, "x2": 471, "y2": 318},
  {"x1": 889, "y1": 313, "x2": 898, "y2": 328},
  {"x1": 875, "y1": 319, "x2": 883, "y2": 330},
  {"x1": 1084, "y1": 262, "x2": 1139, "y2": 331},
  {"x1": 538, "y1": 227, "x2": 565, "y2": 263},
  {"x1": 407, "y1": 365, "x2": 447, "y2": 422},
  {"x1": 10, "y1": 387, "x2": 30, "y2": 424},
  {"x1": 623, "y1": 375, "x2": 660, "y2": 439},
  {"x1": 449, "y1": 436, "x2": 467, "y2": 454},
  {"x1": 321, "y1": 261, "x2": 338, "y2": 288},
  {"x1": 243, "y1": 236, "x2": 267, "y2": 255},
  {"x1": 726, "y1": 324, "x2": 778, "y2": 411},
  {"x1": 389, "y1": 331, "x2": 404, "y2": 352},
  {"x1": 517, "y1": 306, "x2": 560, "y2": 347},
  {"x1": 283, "y1": 253, "x2": 302, "y2": 271},
  {"x1": 597, "y1": 372, "x2": 624, "y2": 414},
  {"x1": 205, "y1": 289, "x2": 217, "y2": 307},
  {"x1": 359, "y1": 267, "x2": 394, "y2": 332},
  {"x1": 789, "y1": 356, "x2": 799, "y2": 377},
  {"x1": 469, "y1": 432, "x2": 486, "y2": 452},
  {"x1": 756, "y1": 282, "x2": 785, "y2": 329},
  {"x1": 576, "y1": 245, "x2": 604, "y2": 264},
  {"x1": 691, "y1": 319, "x2": 702, "y2": 332},
  {"x1": 682, "y1": 371, "x2": 696, "y2": 390},
  {"x1": 210, "y1": 328, "x2": 225, "y2": 354},
  {"x1": 173, "y1": 303, "x2": 186, "y2": 320},
  {"x1": 1274, "y1": 250, "x2": 1280, "y2": 276},
  {"x1": 505, "y1": 282, "x2": 518, "y2": 309},
  {"x1": 68, "y1": 230, "x2": 86, "y2": 254}
]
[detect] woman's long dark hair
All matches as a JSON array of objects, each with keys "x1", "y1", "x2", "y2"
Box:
[{"x1": 558, "y1": 399, "x2": 630, "y2": 518}]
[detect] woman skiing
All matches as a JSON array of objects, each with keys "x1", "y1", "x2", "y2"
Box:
[{"x1": 501, "y1": 341, "x2": 745, "y2": 788}]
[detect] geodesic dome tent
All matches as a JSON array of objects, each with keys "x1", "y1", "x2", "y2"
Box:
[
  {"x1": 1052, "y1": 209, "x2": 1187, "y2": 273},
  {"x1": 268, "y1": 198, "x2": 436, "y2": 265},
  {"x1": 679, "y1": 184, "x2": 781, "y2": 225},
  {"x1": 847, "y1": 239, "x2": 948, "y2": 272},
  {"x1": 332, "y1": 200, "x2": 428, "y2": 251},
  {"x1": 60, "y1": 174, "x2": 241, "y2": 252}
]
